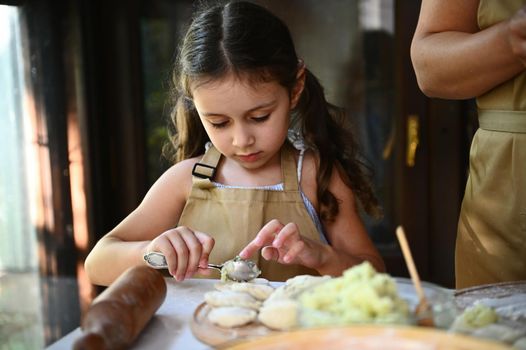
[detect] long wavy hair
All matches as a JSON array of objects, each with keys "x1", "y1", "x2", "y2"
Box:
[{"x1": 165, "y1": 0, "x2": 381, "y2": 220}]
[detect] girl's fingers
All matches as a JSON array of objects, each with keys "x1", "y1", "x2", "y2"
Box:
[
  {"x1": 147, "y1": 228, "x2": 215, "y2": 280},
  {"x1": 150, "y1": 236, "x2": 178, "y2": 276},
  {"x1": 238, "y1": 244, "x2": 256, "y2": 259},
  {"x1": 261, "y1": 246, "x2": 279, "y2": 261},
  {"x1": 167, "y1": 230, "x2": 189, "y2": 281},
  {"x1": 179, "y1": 228, "x2": 203, "y2": 278},
  {"x1": 282, "y1": 240, "x2": 306, "y2": 263},
  {"x1": 239, "y1": 219, "x2": 284, "y2": 258},
  {"x1": 272, "y1": 222, "x2": 300, "y2": 248},
  {"x1": 195, "y1": 231, "x2": 215, "y2": 268}
]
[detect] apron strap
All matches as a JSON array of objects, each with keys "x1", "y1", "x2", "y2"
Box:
[
  {"x1": 281, "y1": 143, "x2": 299, "y2": 191},
  {"x1": 192, "y1": 145, "x2": 222, "y2": 179},
  {"x1": 478, "y1": 109, "x2": 526, "y2": 133},
  {"x1": 192, "y1": 142, "x2": 300, "y2": 190}
]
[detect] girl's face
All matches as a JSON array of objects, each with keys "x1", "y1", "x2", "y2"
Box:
[{"x1": 192, "y1": 73, "x2": 304, "y2": 170}]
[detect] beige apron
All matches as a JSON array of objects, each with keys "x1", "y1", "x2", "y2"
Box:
[
  {"x1": 455, "y1": 0, "x2": 526, "y2": 288},
  {"x1": 178, "y1": 143, "x2": 321, "y2": 281}
]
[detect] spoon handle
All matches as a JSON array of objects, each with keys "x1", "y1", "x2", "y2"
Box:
[
  {"x1": 207, "y1": 263, "x2": 223, "y2": 272},
  {"x1": 143, "y1": 252, "x2": 168, "y2": 269},
  {"x1": 143, "y1": 252, "x2": 223, "y2": 272}
]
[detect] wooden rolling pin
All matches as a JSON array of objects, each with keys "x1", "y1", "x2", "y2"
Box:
[{"x1": 73, "y1": 265, "x2": 167, "y2": 350}]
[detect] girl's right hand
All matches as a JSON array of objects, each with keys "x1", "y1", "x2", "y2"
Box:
[
  {"x1": 144, "y1": 226, "x2": 215, "y2": 281},
  {"x1": 508, "y1": 6, "x2": 526, "y2": 66}
]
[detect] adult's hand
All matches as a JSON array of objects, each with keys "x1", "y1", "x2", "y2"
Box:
[{"x1": 508, "y1": 6, "x2": 526, "y2": 66}]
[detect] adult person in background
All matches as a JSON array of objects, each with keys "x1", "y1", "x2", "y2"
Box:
[{"x1": 411, "y1": 0, "x2": 526, "y2": 288}]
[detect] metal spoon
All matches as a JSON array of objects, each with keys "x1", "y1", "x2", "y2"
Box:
[{"x1": 143, "y1": 252, "x2": 261, "y2": 282}]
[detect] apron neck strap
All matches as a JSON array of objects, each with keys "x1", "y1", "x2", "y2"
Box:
[
  {"x1": 281, "y1": 142, "x2": 299, "y2": 191},
  {"x1": 192, "y1": 142, "x2": 299, "y2": 190},
  {"x1": 192, "y1": 145, "x2": 222, "y2": 180}
]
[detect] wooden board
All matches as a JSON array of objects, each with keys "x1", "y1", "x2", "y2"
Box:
[
  {"x1": 218, "y1": 325, "x2": 513, "y2": 350},
  {"x1": 190, "y1": 302, "x2": 276, "y2": 347}
]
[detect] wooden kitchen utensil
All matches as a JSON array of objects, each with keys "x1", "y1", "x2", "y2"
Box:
[
  {"x1": 396, "y1": 226, "x2": 434, "y2": 327},
  {"x1": 73, "y1": 265, "x2": 167, "y2": 350}
]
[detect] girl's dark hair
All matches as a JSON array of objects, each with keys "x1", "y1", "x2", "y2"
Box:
[{"x1": 165, "y1": 0, "x2": 381, "y2": 220}]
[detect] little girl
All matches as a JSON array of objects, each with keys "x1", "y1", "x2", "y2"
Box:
[{"x1": 85, "y1": 1, "x2": 385, "y2": 286}]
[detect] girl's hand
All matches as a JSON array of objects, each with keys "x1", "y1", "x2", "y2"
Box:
[
  {"x1": 508, "y1": 6, "x2": 526, "y2": 66},
  {"x1": 239, "y1": 219, "x2": 326, "y2": 269},
  {"x1": 145, "y1": 226, "x2": 215, "y2": 281}
]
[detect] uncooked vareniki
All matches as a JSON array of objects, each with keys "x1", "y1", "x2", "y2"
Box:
[
  {"x1": 216, "y1": 282, "x2": 275, "y2": 301},
  {"x1": 264, "y1": 275, "x2": 331, "y2": 305},
  {"x1": 258, "y1": 299, "x2": 299, "y2": 330},
  {"x1": 204, "y1": 290, "x2": 261, "y2": 310},
  {"x1": 207, "y1": 306, "x2": 257, "y2": 328}
]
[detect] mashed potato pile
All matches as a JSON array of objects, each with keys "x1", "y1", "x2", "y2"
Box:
[
  {"x1": 450, "y1": 304, "x2": 499, "y2": 332},
  {"x1": 299, "y1": 262, "x2": 410, "y2": 327}
]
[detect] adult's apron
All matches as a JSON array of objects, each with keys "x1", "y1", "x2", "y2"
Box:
[
  {"x1": 178, "y1": 143, "x2": 321, "y2": 281},
  {"x1": 455, "y1": 0, "x2": 526, "y2": 288}
]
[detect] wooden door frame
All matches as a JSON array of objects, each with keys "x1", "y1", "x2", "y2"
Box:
[
  {"x1": 393, "y1": 0, "x2": 430, "y2": 280},
  {"x1": 394, "y1": 0, "x2": 472, "y2": 288}
]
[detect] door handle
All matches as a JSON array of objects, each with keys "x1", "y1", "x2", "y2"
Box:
[{"x1": 406, "y1": 115, "x2": 419, "y2": 167}]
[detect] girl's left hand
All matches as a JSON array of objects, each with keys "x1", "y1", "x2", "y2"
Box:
[{"x1": 238, "y1": 219, "x2": 326, "y2": 269}]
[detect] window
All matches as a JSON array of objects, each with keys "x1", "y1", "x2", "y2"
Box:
[{"x1": 0, "y1": 4, "x2": 45, "y2": 349}]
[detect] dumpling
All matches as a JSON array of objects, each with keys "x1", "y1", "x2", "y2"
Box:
[
  {"x1": 204, "y1": 290, "x2": 261, "y2": 310},
  {"x1": 258, "y1": 299, "x2": 299, "y2": 330},
  {"x1": 216, "y1": 282, "x2": 275, "y2": 301},
  {"x1": 207, "y1": 306, "x2": 257, "y2": 328},
  {"x1": 264, "y1": 275, "x2": 331, "y2": 305}
]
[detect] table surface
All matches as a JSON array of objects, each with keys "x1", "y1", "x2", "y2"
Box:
[
  {"x1": 46, "y1": 278, "x2": 526, "y2": 350},
  {"x1": 46, "y1": 277, "x2": 452, "y2": 350},
  {"x1": 47, "y1": 278, "x2": 242, "y2": 350}
]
